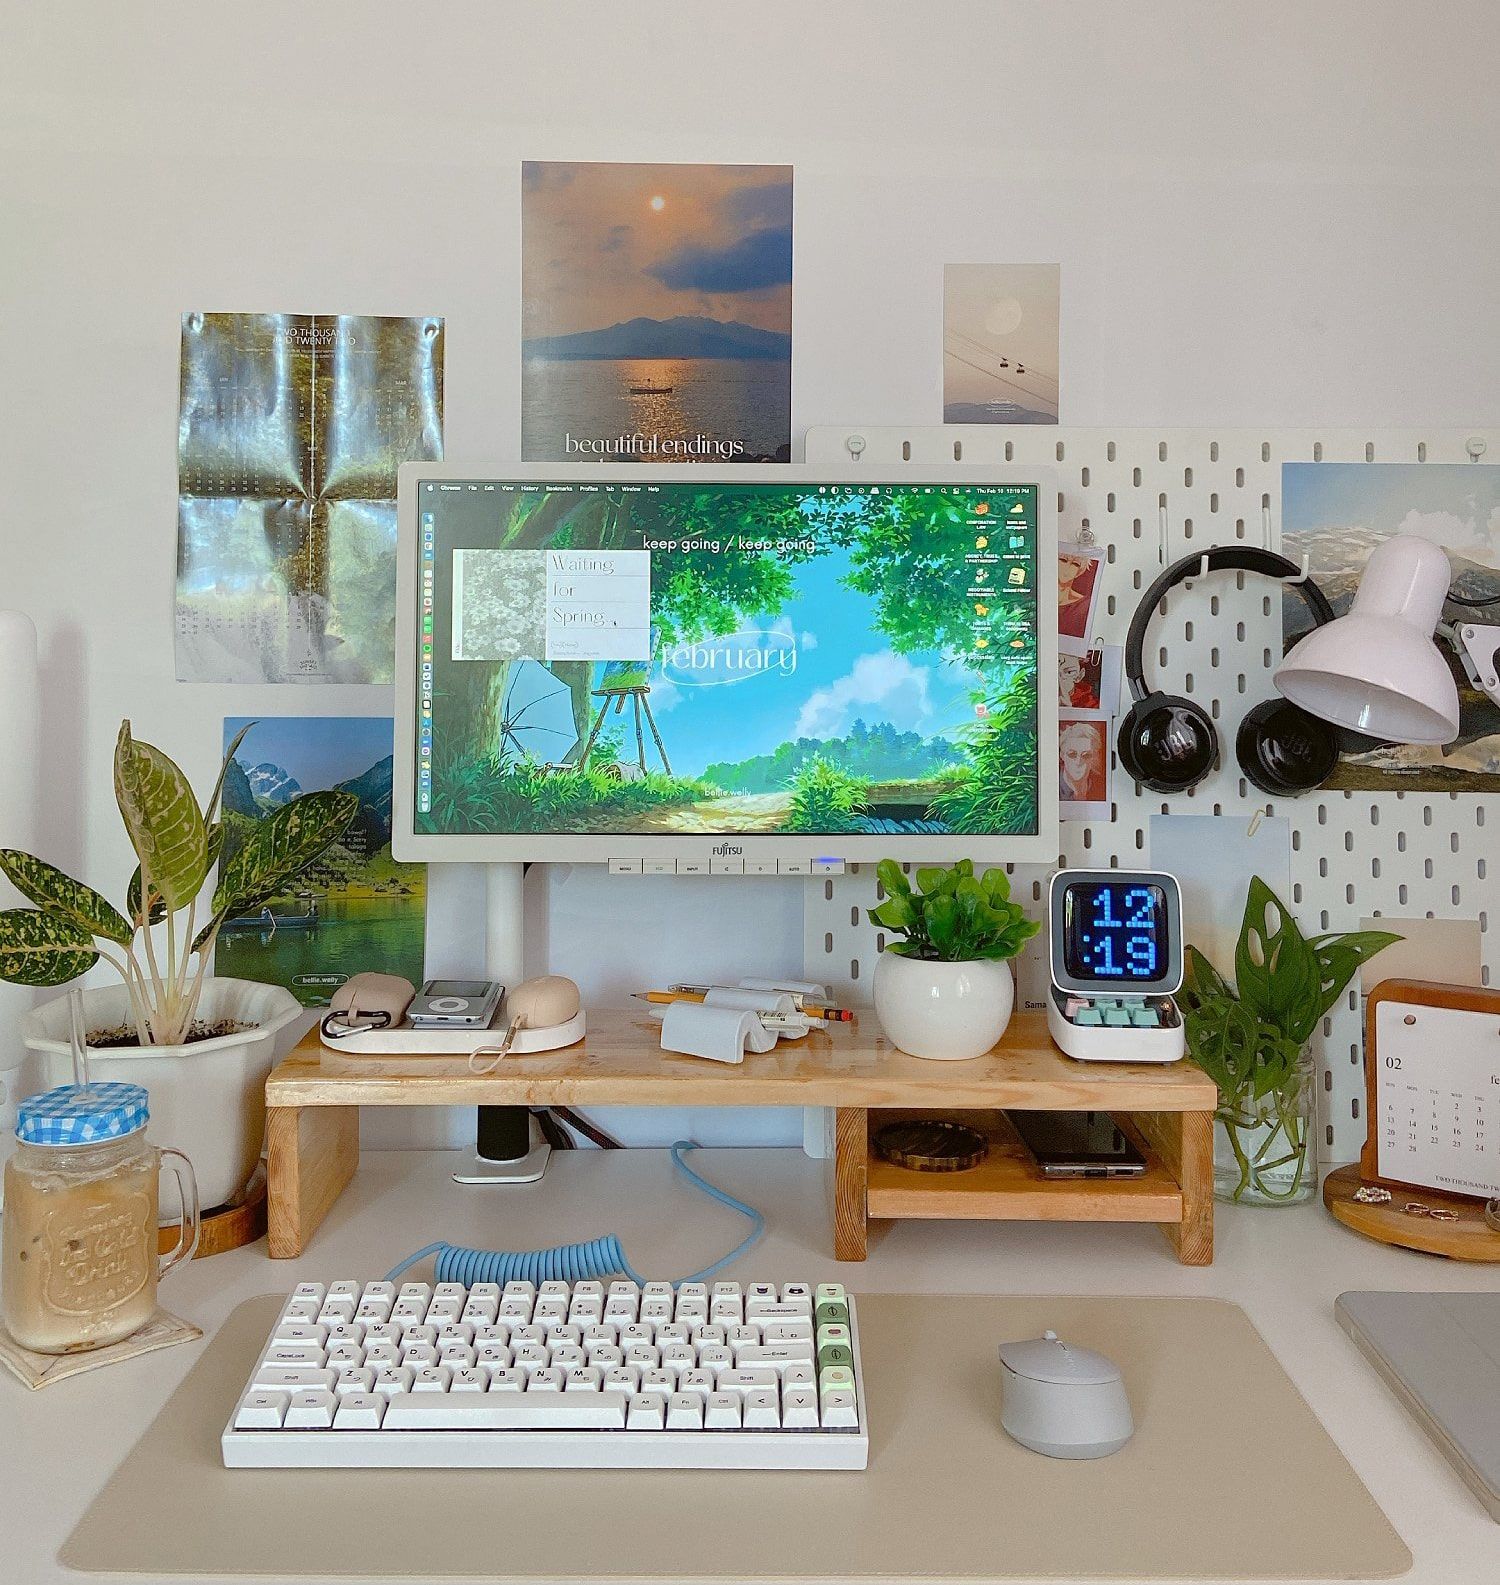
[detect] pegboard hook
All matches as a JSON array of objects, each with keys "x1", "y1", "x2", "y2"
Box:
[
  {"x1": 846, "y1": 433, "x2": 867, "y2": 462},
  {"x1": 1277, "y1": 554, "x2": 1312, "y2": 585}
]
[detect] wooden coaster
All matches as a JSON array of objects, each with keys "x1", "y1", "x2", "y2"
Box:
[
  {"x1": 158, "y1": 1166, "x2": 267, "y2": 1259},
  {"x1": 873, "y1": 1118, "x2": 989, "y2": 1172},
  {"x1": 1323, "y1": 1161, "x2": 1500, "y2": 1261}
]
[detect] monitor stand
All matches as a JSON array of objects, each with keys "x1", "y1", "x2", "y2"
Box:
[{"x1": 451, "y1": 861, "x2": 551, "y2": 1187}]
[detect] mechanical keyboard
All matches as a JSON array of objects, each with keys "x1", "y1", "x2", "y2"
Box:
[{"x1": 222, "y1": 1277, "x2": 868, "y2": 1470}]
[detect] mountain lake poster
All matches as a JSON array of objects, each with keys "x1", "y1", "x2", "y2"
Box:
[
  {"x1": 521, "y1": 160, "x2": 792, "y2": 463},
  {"x1": 215, "y1": 717, "x2": 427, "y2": 1006},
  {"x1": 1281, "y1": 462, "x2": 1500, "y2": 792}
]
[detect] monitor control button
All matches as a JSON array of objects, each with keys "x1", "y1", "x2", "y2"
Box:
[
  {"x1": 745, "y1": 860, "x2": 779, "y2": 876},
  {"x1": 777, "y1": 860, "x2": 811, "y2": 876},
  {"x1": 676, "y1": 860, "x2": 707, "y2": 875},
  {"x1": 642, "y1": 859, "x2": 676, "y2": 875},
  {"x1": 607, "y1": 859, "x2": 643, "y2": 875},
  {"x1": 811, "y1": 859, "x2": 845, "y2": 875},
  {"x1": 710, "y1": 858, "x2": 744, "y2": 875}
]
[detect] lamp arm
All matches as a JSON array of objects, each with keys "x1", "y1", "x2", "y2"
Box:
[{"x1": 1439, "y1": 621, "x2": 1500, "y2": 706}]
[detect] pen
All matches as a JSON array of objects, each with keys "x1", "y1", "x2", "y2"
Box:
[{"x1": 633, "y1": 990, "x2": 854, "y2": 1021}]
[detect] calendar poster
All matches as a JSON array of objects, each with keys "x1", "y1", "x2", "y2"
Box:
[{"x1": 175, "y1": 313, "x2": 444, "y2": 683}]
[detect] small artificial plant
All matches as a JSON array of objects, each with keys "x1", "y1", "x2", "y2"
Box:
[
  {"x1": 867, "y1": 858, "x2": 1040, "y2": 963},
  {"x1": 0, "y1": 721, "x2": 357, "y2": 1046},
  {"x1": 1180, "y1": 875, "x2": 1399, "y2": 1202}
]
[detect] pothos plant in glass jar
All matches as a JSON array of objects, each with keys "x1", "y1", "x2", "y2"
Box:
[{"x1": 1179, "y1": 877, "x2": 1399, "y2": 1207}]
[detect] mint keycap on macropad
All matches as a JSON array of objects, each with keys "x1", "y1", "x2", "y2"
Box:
[
  {"x1": 1102, "y1": 1007, "x2": 1131, "y2": 1026},
  {"x1": 1130, "y1": 1007, "x2": 1159, "y2": 1027},
  {"x1": 1074, "y1": 1007, "x2": 1103, "y2": 1025}
]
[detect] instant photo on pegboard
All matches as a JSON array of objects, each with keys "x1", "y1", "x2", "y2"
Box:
[{"x1": 801, "y1": 426, "x2": 1500, "y2": 1164}]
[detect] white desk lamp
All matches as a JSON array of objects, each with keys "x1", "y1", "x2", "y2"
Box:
[{"x1": 1274, "y1": 534, "x2": 1500, "y2": 744}]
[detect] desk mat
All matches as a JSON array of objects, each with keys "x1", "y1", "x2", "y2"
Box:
[{"x1": 62, "y1": 1292, "x2": 1409, "y2": 1581}]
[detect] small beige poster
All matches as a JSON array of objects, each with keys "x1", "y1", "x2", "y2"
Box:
[{"x1": 943, "y1": 264, "x2": 1059, "y2": 425}]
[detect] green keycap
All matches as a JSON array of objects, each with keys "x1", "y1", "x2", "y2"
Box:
[
  {"x1": 1074, "y1": 1007, "x2": 1103, "y2": 1026},
  {"x1": 815, "y1": 1301, "x2": 850, "y2": 1327},
  {"x1": 819, "y1": 1343, "x2": 854, "y2": 1371},
  {"x1": 819, "y1": 1365, "x2": 855, "y2": 1393},
  {"x1": 1130, "y1": 1007, "x2": 1159, "y2": 1028},
  {"x1": 1103, "y1": 1007, "x2": 1131, "y2": 1026},
  {"x1": 816, "y1": 1323, "x2": 850, "y2": 1349}
]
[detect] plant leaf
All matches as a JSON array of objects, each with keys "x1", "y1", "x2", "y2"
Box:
[
  {"x1": 204, "y1": 721, "x2": 257, "y2": 826},
  {"x1": 212, "y1": 790, "x2": 357, "y2": 919},
  {"x1": 113, "y1": 721, "x2": 208, "y2": 911},
  {"x1": 1306, "y1": 929, "x2": 1403, "y2": 1024},
  {"x1": 915, "y1": 866, "x2": 952, "y2": 897},
  {"x1": 875, "y1": 858, "x2": 910, "y2": 898},
  {"x1": 0, "y1": 850, "x2": 131, "y2": 945},
  {"x1": 0, "y1": 908, "x2": 98, "y2": 986},
  {"x1": 1233, "y1": 875, "x2": 1322, "y2": 1042}
]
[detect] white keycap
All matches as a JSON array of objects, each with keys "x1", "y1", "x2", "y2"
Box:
[
  {"x1": 499, "y1": 1297, "x2": 533, "y2": 1321},
  {"x1": 782, "y1": 1283, "x2": 813, "y2": 1303},
  {"x1": 437, "y1": 1322, "x2": 474, "y2": 1345},
  {"x1": 677, "y1": 1282, "x2": 708, "y2": 1302},
  {"x1": 364, "y1": 1322, "x2": 401, "y2": 1346},
  {"x1": 512, "y1": 1344, "x2": 549, "y2": 1371},
  {"x1": 782, "y1": 1363, "x2": 816, "y2": 1392},
  {"x1": 438, "y1": 1344, "x2": 475, "y2": 1367},
  {"x1": 234, "y1": 1390, "x2": 289, "y2": 1429},
  {"x1": 573, "y1": 1280, "x2": 604, "y2": 1301},
  {"x1": 603, "y1": 1365, "x2": 641, "y2": 1394},
  {"x1": 251, "y1": 1365, "x2": 337, "y2": 1393},
  {"x1": 761, "y1": 1320, "x2": 814, "y2": 1343},
  {"x1": 697, "y1": 1344, "x2": 732, "y2": 1371},
  {"x1": 326, "y1": 1341, "x2": 365, "y2": 1366},
  {"x1": 426, "y1": 1299, "x2": 463, "y2": 1325},
  {"x1": 604, "y1": 1297, "x2": 638, "y2": 1324},
  {"x1": 261, "y1": 1343, "x2": 324, "y2": 1367},
  {"x1": 704, "y1": 1392, "x2": 742, "y2": 1429},
  {"x1": 318, "y1": 1297, "x2": 356, "y2": 1324},
  {"x1": 589, "y1": 1345, "x2": 624, "y2": 1370},
  {"x1": 323, "y1": 1322, "x2": 365, "y2": 1348},
  {"x1": 488, "y1": 1369, "x2": 527, "y2": 1392},
  {"x1": 627, "y1": 1391, "x2": 667, "y2": 1430},
  {"x1": 461, "y1": 1298, "x2": 499, "y2": 1324},
  {"x1": 742, "y1": 1389, "x2": 781, "y2": 1428},
  {"x1": 538, "y1": 1280, "x2": 570, "y2": 1301},
  {"x1": 565, "y1": 1367, "x2": 602, "y2": 1392},
  {"x1": 677, "y1": 1368, "x2": 714, "y2": 1399},
  {"x1": 398, "y1": 1282, "x2": 432, "y2": 1303},
  {"x1": 272, "y1": 1321, "x2": 327, "y2": 1347},
  {"x1": 470, "y1": 1283, "x2": 501, "y2": 1303},
  {"x1": 328, "y1": 1279, "x2": 362, "y2": 1301},
  {"x1": 640, "y1": 1297, "x2": 673, "y2": 1323},
  {"x1": 551, "y1": 1344, "x2": 585, "y2": 1370},
  {"x1": 717, "y1": 1368, "x2": 779, "y2": 1399},
  {"x1": 675, "y1": 1298, "x2": 708, "y2": 1324},
  {"x1": 641, "y1": 1367, "x2": 678, "y2": 1395},
  {"x1": 657, "y1": 1321, "x2": 690, "y2": 1345},
  {"x1": 728, "y1": 1324, "x2": 761, "y2": 1347},
  {"x1": 383, "y1": 1392, "x2": 628, "y2": 1431},
  {"x1": 569, "y1": 1298, "x2": 604, "y2": 1324},
  {"x1": 710, "y1": 1297, "x2": 744, "y2": 1324},
  {"x1": 285, "y1": 1389, "x2": 337, "y2": 1428},
  {"x1": 623, "y1": 1343, "x2": 658, "y2": 1368},
  {"x1": 747, "y1": 1301, "x2": 811, "y2": 1322},
  {"x1": 820, "y1": 1388, "x2": 859, "y2": 1428},
  {"x1": 502, "y1": 1281, "x2": 537, "y2": 1302},
  {"x1": 334, "y1": 1367, "x2": 375, "y2": 1396},
  {"x1": 280, "y1": 1299, "x2": 321, "y2": 1325},
  {"x1": 433, "y1": 1282, "x2": 466, "y2": 1303},
  {"x1": 666, "y1": 1393, "x2": 704, "y2": 1430},
  {"x1": 608, "y1": 1280, "x2": 639, "y2": 1301},
  {"x1": 291, "y1": 1282, "x2": 327, "y2": 1303},
  {"x1": 450, "y1": 1367, "x2": 489, "y2": 1392},
  {"x1": 364, "y1": 1343, "x2": 400, "y2": 1368},
  {"x1": 533, "y1": 1299, "x2": 569, "y2": 1327},
  {"x1": 511, "y1": 1323, "x2": 547, "y2": 1347},
  {"x1": 356, "y1": 1295, "x2": 394, "y2": 1320},
  {"x1": 736, "y1": 1343, "x2": 815, "y2": 1371},
  {"x1": 694, "y1": 1324, "x2": 726, "y2": 1346},
  {"x1": 362, "y1": 1281, "x2": 396, "y2": 1304},
  {"x1": 372, "y1": 1367, "x2": 413, "y2": 1396},
  {"x1": 528, "y1": 1367, "x2": 564, "y2": 1392},
  {"x1": 401, "y1": 1344, "x2": 439, "y2": 1370},
  {"x1": 411, "y1": 1365, "x2": 452, "y2": 1392},
  {"x1": 747, "y1": 1283, "x2": 777, "y2": 1302},
  {"x1": 391, "y1": 1299, "x2": 427, "y2": 1324},
  {"x1": 333, "y1": 1392, "x2": 386, "y2": 1430},
  {"x1": 660, "y1": 1342, "x2": 695, "y2": 1369},
  {"x1": 476, "y1": 1343, "x2": 513, "y2": 1368},
  {"x1": 642, "y1": 1281, "x2": 673, "y2": 1301},
  {"x1": 471, "y1": 1324, "x2": 510, "y2": 1345},
  {"x1": 782, "y1": 1387, "x2": 820, "y2": 1428}
]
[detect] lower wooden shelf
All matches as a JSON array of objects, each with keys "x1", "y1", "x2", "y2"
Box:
[{"x1": 865, "y1": 1111, "x2": 1184, "y2": 1223}]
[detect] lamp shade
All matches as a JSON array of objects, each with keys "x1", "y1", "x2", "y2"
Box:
[{"x1": 1273, "y1": 535, "x2": 1460, "y2": 745}]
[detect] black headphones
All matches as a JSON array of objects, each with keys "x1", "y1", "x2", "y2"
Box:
[{"x1": 1117, "y1": 547, "x2": 1339, "y2": 797}]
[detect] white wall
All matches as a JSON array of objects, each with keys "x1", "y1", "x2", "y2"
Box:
[{"x1": 4, "y1": 0, "x2": 1498, "y2": 1147}]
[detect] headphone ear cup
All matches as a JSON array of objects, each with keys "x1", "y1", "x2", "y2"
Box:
[
  {"x1": 1116, "y1": 693, "x2": 1218, "y2": 793},
  {"x1": 1235, "y1": 697, "x2": 1339, "y2": 796}
]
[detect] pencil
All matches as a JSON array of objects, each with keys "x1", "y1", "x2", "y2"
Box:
[{"x1": 632, "y1": 990, "x2": 855, "y2": 1020}]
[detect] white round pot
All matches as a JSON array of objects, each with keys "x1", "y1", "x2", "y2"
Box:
[
  {"x1": 23, "y1": 978, "x2": 302, "y2": 1211},
  {"x1": 872, "y1": 952, "x2": 1015, "y2": 1061}
]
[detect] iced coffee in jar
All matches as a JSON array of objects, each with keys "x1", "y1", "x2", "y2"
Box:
[{"x1": 2, "y1": 1082, "x2": 199, "y2": 1353}]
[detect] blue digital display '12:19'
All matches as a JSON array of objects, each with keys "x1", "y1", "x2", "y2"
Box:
[{"x1": 1064, "y1": 882, "x2": 1167, "y2": 982}]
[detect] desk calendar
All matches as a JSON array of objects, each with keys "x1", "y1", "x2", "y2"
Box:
[{"x1": 1362, "y1": 979, "x2": 1500, "y2": 1199}]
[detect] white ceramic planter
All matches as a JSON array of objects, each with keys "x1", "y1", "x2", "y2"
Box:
[
  {"x1": 23, "y1": 978, "x2": 302, "y2": 1210},
  {"x1": 872, "y1": 952, "x2": 1015, "y2": 1061}
]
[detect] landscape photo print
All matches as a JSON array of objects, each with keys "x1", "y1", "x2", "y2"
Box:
[
  {"x1": 522, "y1": 161, "x2": 792, "y2": 464},
  {"x1": 1281, "y1": 462, "x2": 1500, "y2": 792}
]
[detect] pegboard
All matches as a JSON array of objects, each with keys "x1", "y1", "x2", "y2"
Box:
[{"x1": 800, "y1": 425, "x2": 1500, "y2": 1165}]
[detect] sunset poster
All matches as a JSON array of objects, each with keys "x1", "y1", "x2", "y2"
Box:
[{"x1": 521, "y1": 161, "x2": 792, "y2": 464}]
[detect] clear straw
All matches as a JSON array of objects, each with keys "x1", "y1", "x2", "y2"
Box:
[{"x1": 67, "y1": 987, "x2": 90, "y2": 1094}]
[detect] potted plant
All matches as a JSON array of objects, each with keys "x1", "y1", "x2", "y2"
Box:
[
  {"x1": 0, "y1": 721, "x2": 356, "y2": 1209},
  {"x1": 1180, "y1": 876, "x2": 1399, "y2": 1206},
  {"x1": 867, "y1": 859, "x2": 1040, "y2": 1061}
]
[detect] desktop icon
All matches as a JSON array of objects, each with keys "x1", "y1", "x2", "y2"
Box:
[
  {"x1": 1008, "y1": 567, "x2": 1026, "y2": 586},
  {"x1": 975, "y1": 535, "x2": 989, "y2": 550},
  {"x1": 973, "y1": 502, "x2": 990, "y2": 515}
]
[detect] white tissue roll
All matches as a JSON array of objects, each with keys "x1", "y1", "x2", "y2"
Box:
[
  {"x1": 703, "y1": 987, "x2": 797, "y2": 1017},
  {"x1": 0, "y1": 612, "x2": 40, "y2": 1137}
]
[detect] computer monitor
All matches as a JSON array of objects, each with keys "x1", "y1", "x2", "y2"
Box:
[{"x1": 393, "y1": 463, "x2": 1058, "y2": 868}]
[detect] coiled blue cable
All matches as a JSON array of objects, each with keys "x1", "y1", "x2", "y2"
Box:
[{"x1": 384, "y1": 1141, "x2": 765, "y2": 1288}]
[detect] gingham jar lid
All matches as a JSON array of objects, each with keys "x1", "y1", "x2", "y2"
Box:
[{"x1": 16, "y1": 1082, "x2": 149, "y2": 1146}]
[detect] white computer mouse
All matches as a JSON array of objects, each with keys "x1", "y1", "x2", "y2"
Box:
[{"x1": 997, "y1": 1329, "x2": 1134, "y2": 1459}]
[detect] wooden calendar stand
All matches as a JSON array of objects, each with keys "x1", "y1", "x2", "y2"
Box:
[
  {"x1": 1322, "y1": 978, "x2": 1500, "y2": 1261},
  {"x1": 263, "y1": 1010, "x2": 1217, "y2": 1265}
]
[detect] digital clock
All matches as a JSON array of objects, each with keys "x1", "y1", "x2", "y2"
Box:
[{"x1": 1047, "y1": 869, "x2": 1185, "y2": 1063}]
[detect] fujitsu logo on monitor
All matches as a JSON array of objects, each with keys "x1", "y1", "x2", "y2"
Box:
[{"x1": 712, "y1": 843, "x2": 743, "y2": 857}]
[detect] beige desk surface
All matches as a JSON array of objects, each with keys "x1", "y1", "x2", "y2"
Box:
[{"x1": 5, "y1": 1147, "x2": 1499, "y2": 1585}]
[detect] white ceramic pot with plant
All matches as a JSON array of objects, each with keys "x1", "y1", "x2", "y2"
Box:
[
  {"x1": 1, "y1": 721, "x2": 356, "y2": 1210},
  {"x1": 868, "y1": 859, "x2": 1040, "y2": 1061}
]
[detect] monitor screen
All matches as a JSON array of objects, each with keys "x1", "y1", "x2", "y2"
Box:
[{"x1": 397, "y1": 468, "x2": 1056, "y2": 863}]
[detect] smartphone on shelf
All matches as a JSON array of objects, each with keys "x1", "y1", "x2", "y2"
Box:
[{"x1": 1006, "y1": 1110, "x2": 1148, "y2": 1178}]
